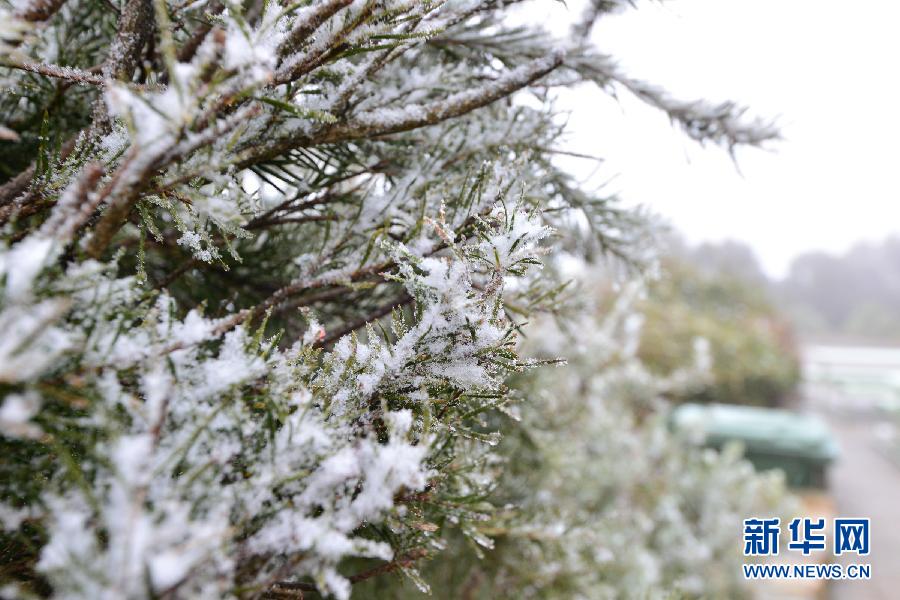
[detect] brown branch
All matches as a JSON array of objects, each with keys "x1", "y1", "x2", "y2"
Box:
[
  {"x1": 205, "y1": 208, "x2": 485, "y2": 343},
  {"x1": 102, "y1": 0, "x2": 155, "y2": 82},
  {"x1": 81, "y1": 149, "x2": 155, "y2": 258},
  {"x1": 0, "y1": 167, "x2": 38, "y2": 211},
  {"x1": 271, "y1": 285, "x2": 359, "y2": 319},
  {"x1": 259, "y1": 264, "x2": 383, "y2": 316},
  {"x1": 324, "y1": 53, "x2": 563, "y2": 142},
  {"x1": 153, "y1": 257, "x2": 199, "y2": 289},
  {"x1": 262, "y1": 585, "x2": 309, "y2": 599},
  {"x1": 6, "y1": 61, "x2": 119, "y2": 88},
  {"x1": 176, "y1": 2, "x2": 224, "y2": 63},
  {"x1": 277, "y1": 0, "x2": 353, "y2": 59},
  {"x1": 244, "y1": 176, "x2": 374, "y2": 231},
  {"x1": 84, "y1": 0, "x2": 155, "y2": 139},
  {"x1": 245, "y1": 214, "x2": 336, "y2": 230},
  {"x1": 239, "y1": 53, "x2": 564, "y2": 168},
  {"x1": 85, "y1": 103, "x2": 261, "y2": 258},
  {"x1": 274, "y1": 0, "x2": 374, "y2": 85},
  {"x1": 316, "y1": 291, "x2": 412, "y2": 348},
  {"x1": 16, "y1": 0, "x2": 67, "y2": 22},
  {"x1": 265, "y1": 581, "x2": 315, "y2": 593},
  {"x1": 267, "y1": 549, "x2": 428, "y2": 598},
  {"x1": 349, "y1": 548, "x2": 428, "y2": 584},
  {"x1": 42, "y1": 162, "x2": 105, "y2": 238}
]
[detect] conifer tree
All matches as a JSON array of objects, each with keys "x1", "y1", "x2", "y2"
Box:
[
  {"x1": 0, "y1": 0, "x2": 776, "y2": 597},
  {"x1": 364, "y1": 270, "x2": 790, "y2": 599}
]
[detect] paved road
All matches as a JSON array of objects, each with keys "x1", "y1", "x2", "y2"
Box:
[{"x1": 808, "y1": 402, "x2": 900, "y2": 600}]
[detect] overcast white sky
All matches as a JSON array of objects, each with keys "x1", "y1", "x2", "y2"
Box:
[{"x1": 528, "y1": 0, "x2": 900, "y2": 278}]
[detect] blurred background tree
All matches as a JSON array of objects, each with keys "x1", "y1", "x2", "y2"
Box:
[
  {"x1": 637, "y1": 249, "x2": 800, "y2": 407},
  {"x1": 779, "y1": 236, "x2": 900, "y2": 343}
]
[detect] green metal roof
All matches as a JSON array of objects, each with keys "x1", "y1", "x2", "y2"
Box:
[{"x1": 671, "y1": 403, "x2": 839, "y2": 463}]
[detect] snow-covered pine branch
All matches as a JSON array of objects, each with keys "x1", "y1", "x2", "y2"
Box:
[{"x1": 0, "y1": 0, "x2": 779, "y2": 598}]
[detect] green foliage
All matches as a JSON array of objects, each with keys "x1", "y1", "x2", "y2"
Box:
[
  {"x1": 0, "y1": 0, "x2": 781, "y2": 597},
  {"x1": 353, "y1": 266, "x2": 792, "y2": 599},
  {"x1": 637, "y1": 260, "x2": 800, "y2": 407}
]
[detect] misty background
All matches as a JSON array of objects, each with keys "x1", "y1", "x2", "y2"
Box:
[
  {"x1": 526, "y1": 0, "x2": 900, "y2": 283},
  {"x1": 519, "y1": 0, "x2": 900, "y2": 347},
  {"x1": 679, "y1": 236, "x2": 900, "y2": 345}
]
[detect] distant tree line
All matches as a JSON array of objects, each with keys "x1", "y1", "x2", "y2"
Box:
[{"x1": 681, "y1": 236, "x2": 900, "y2": 344}]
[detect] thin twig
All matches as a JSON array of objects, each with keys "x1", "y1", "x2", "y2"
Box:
[
  {"x1": 267, "y1": 548, "x2": 428, "y2": 597},
  {"x1": 16, "y1": 0, "x2": 68, "y2": 22},
  {"x1": 317, "y1": 291, "x2": 413, "y2": 348},
  {"x1": 6, "y1": 61, "x2": 159, "y2": 90}
]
